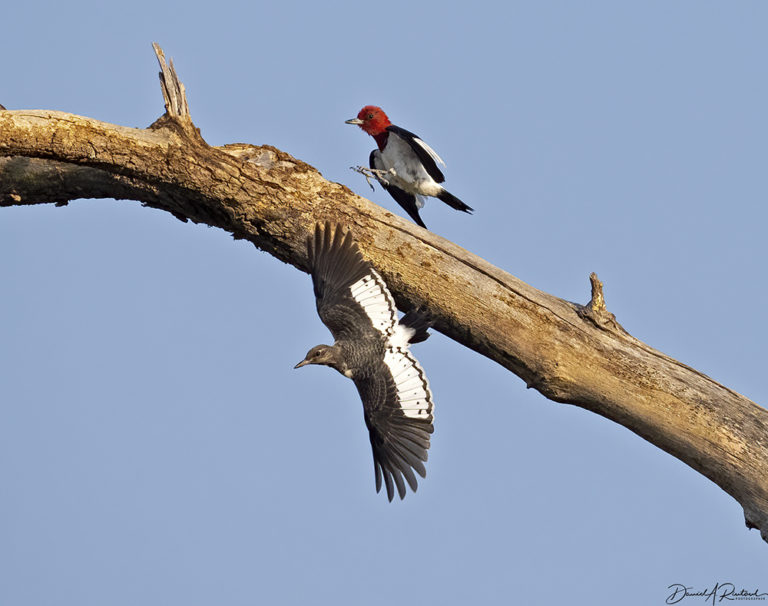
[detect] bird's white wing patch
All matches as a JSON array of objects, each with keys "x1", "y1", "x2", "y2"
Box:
[
  {"x1": 383, "y1": 346, "x2": 433, "y2": 420},
  {"x1": 391, "y1": 322, "x2": 415, "y2": 349},
  {"x1": 349, "y1": 270, "x2": 398, "y2": 337},
  {"x1": 413, "y1": 137, "x2": 446, "y2": 168}
]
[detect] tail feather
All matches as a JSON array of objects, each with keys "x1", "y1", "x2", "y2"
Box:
[
  {"x1": 398, "y1": 309, "x2": 433, "y2": 344},
  {"x1": 437, "y1": 189, "x2": 473, "y2": 214}
]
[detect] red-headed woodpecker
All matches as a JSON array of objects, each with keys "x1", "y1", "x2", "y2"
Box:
[{"x1": 346, "y1": 105, "x2": 472, "y2": 229}]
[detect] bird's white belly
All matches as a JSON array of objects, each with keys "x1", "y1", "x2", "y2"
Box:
[{"x1": 377, "y1": 137, "x2": 443, "y2": 197}]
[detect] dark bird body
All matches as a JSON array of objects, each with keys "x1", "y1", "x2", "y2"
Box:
[{"x1": 295, "y1": 223, "x2": 434, "y2": 500}]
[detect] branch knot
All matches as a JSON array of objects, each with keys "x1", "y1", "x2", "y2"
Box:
[{"x1": 577, "y1": 272, "x2": 627, "y2": 334}]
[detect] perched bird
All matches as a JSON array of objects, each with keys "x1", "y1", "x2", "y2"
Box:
[
  {"x1": 346, "y1": 105, "x2": 472, "y2": 229},
  {"x1": 295, "y1": 222, "x2": 435, "y2": 500}
]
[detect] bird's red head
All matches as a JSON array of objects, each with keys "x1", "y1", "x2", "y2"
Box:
[{"x1": 346, "y1": 105, "x2": 391, "y2": 136}]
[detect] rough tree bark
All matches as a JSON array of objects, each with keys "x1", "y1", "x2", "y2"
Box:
[{"x1": 2, "y1": 45, "x2": 767, "y2": 542}]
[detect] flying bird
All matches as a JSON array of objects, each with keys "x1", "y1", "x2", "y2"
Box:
[
  {"x1": 345, "y1": 105, "x2": 472, "y2": 229},
  {"x1": 295, "y1": 223, "x2": 434, "y2": 500}
]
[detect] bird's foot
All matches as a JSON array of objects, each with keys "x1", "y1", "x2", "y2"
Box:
[{"x1": 350, "y1": 165, "x2": 394, "y2": 189}]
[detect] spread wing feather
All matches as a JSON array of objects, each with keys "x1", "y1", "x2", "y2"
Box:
[
  {"x1": 307, "y1": 223, "x2": 398, "y2": 342},
  {"x1": 356, "y1": 346, "x2": 434, "y2": 501}
]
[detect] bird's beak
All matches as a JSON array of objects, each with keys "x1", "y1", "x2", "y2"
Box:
[
  {"x1": 345, "y1": 117, "x2": 363, "y2": 125},
  {"x1": 294, "y1": 359, "x2": 310, "y2": 369}
]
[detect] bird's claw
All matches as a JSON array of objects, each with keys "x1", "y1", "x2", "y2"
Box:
[
  {"x1": 350, "y1": 166, "x2": 378, "y2": 190},
  {"x1": 350, "y1": 165, "x2": 394, "y2": 189}
]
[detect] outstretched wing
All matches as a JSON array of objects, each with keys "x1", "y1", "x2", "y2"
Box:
[
  {"x1": 307, "y1": 222, "x2": 398, "y2": 342},
  {"x1": 370, "y1": 150, "x2": 427, "y2": 229},
  {"x1": 386, "y1": 125, "x2": 446, "y2": 184},
  {"x1": 355, "y1": 342, "x2": 434, "y2": 501}
]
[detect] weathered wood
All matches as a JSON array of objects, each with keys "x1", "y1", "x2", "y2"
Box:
[
  {"x1": 1, "y1": 45, "x2": 767, "y2": 543},
  {"x1": 153, "y1": 42, "x2": 190, "y2": 120}
]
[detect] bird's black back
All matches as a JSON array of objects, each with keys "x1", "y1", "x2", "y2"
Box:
[{"x1": 386, "y1": 124, "x2": 446, "y2": 184}]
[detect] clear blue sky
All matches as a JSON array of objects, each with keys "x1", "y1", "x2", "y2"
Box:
[{"x1": 2, "y1": 2, "x2": 766, "y2": 604}]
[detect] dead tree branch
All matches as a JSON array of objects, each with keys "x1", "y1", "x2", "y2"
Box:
[{"x1": 2, "y1": 44, "x2": 767, "y2": 542}]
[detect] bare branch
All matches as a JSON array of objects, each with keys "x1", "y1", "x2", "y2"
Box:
[
  {"x1": 152, "y1": 42, "x2": 189, "y2": 120},
  {"x1": 2, "y1": 45, "x2": 768, "y2": 543}
]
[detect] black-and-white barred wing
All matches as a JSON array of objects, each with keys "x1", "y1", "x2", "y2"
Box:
[
  {"x1": 345, "y1": 267, "x2": 399, "y2": 338},
  {"x1": 356, "y1": 346, "x2": 434, "y2": 501},
  {"x1": 307, "y1": 223, "x2": 399, "y2": 341},
  {"x1": 383, "y1": 344, "x2": 433, "y2": 423}
]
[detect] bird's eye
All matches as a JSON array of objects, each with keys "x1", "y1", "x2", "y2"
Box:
[{"x1": 367, "y1": 113, "x2": 374, "y2": 120}]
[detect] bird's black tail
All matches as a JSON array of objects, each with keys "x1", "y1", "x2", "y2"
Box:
[
  {"x1": 437, "y1": 189, "x2": 473, "y2": 214},
  {"x1": 398, "y1": 309, "x2": 433, "y2": 344}
]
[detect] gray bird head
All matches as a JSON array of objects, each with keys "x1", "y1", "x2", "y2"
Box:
[{"x1": 295, "y1": 344, "x2": 339, "y2": 370}]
